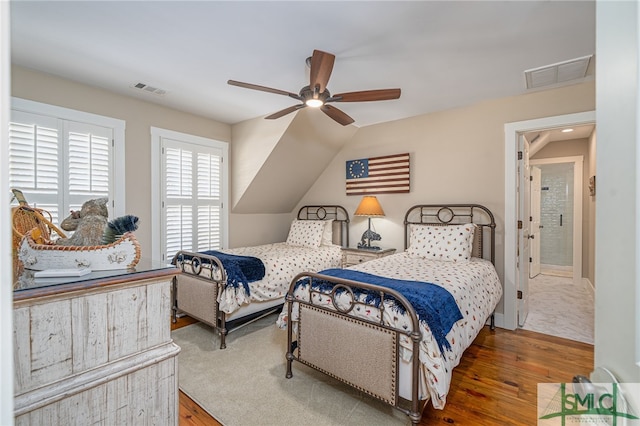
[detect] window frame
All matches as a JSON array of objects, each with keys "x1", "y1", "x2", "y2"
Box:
[
  {"x1": 10, "y1": 97, "x2": 126, "y2": 217},
  {"x1": 150, "y1": 127, "x2": 229, "y2": 262}
]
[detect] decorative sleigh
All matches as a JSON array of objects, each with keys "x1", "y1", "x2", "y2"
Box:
[{"x1": 18, "y1": 232, "x2": 141, "y2": 271}]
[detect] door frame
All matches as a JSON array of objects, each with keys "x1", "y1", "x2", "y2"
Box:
[
  {"x1": 530, "y1": 156, "x2": 583, "y2": 286},
  {"x1": 529, "y1": 165, "x2": 542, "y2": 279},
  {"x1": 517, "y1": 134, "x2": 531, "y2": 326},
  {"x1": 503, "y1": 110, "x2": 595, "y2": 330}
]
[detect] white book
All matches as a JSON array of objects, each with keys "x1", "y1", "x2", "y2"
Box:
[{"x1": 34, "y1": 268, "x2": 92, "y2": 278}]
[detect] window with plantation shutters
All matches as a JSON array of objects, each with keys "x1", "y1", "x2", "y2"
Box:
[
  {"x1": 154, "y1": 128, "x2": 227, "y2": 262},
  {"x1": 9, "y1": 98, "x2": 125, "y2": 227},
  {"x1": 9, "y1": 111, "x2": 62, "y2": 222},
  {"x1": 65, "y1": 122, "x2": 112, "y2": 212},
  {"x1": 197, "y1": 152, "x2": 222, "y2": 251}
]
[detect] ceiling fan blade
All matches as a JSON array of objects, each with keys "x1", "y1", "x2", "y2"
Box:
[
  {"x1": 265, "y1": 104, "x2": 306, "y2": 120},
  {"x1": 309, "y1": 50, "x2": 335, "y2": 94},
  {"x1": 330, "y1": 89, "x2": 401, "y2": 102},
  {"x1": 228, "y1": 80, "x2": 301, "y2": 100},
  {"x1": 320, "y1": 104, "x2": 354, "y2": 126}
]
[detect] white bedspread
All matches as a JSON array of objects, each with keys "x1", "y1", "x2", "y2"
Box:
[
  {"x1": 218, "y1": 242, "x2": 342, "y2": 313},
  {"x1": 278, "y1": 252, "x2": 502, "y2": 409}
]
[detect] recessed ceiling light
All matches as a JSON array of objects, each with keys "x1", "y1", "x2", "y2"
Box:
[{"x1": 562, "y1": 128, "x2": 574, "y2": 133}]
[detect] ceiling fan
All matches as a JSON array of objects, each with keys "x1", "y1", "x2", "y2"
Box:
[{"x1": 228, "y1": 49, "x2": 401, "y2": 126}]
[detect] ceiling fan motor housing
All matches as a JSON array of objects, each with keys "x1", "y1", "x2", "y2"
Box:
[{"x1": 300, "y1": 85, "x2": 330, "y2": 104}]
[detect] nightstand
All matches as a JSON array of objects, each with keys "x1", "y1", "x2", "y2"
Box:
[{"x1": 341, "y1": 247, "x2": 396, "y2": 268}]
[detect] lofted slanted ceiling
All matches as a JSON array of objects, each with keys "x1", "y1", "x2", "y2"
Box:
[
  {"x1": 11, "y1": 1, "x2": 595, "y2": 128},
  {"x1": 524, "y1": 124, "x2": 595, "y2": 157},
  {"x1": 231, "y1": 108, "x2": 357, "y2": 213},
  {"x1": 10, "y1": 1, "x2": 596, "y2": 215}
]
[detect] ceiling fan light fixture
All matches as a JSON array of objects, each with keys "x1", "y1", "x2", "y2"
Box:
[
  {"x1": 300, "y1": 85, "x2": 328, "y2": 108},
  {"x1": 305, "y1": 98, "x2": 323, "y2": 108}
]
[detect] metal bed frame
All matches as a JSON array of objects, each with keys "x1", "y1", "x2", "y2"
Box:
[
  {"x1": 285, "y1": 204, "x2": 497, "y2": 425},
  {"x1": 171, "y1": 205, "x2": 349, "y2": 349}
]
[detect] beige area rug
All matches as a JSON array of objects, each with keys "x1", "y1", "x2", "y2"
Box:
[
  {"x1": 521, "y1": 274, "x2": 594, "y2": 344},
  {"x1": 171, "y1": 314, "x2": 409, "y2": 426}
]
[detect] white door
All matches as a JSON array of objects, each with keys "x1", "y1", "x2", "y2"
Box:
[
  {"x1": 517, "y1": 134, "x2": 530, "y2": 327},
  {"x1": 529, "y1": 166, "x2": 542, "y2": 278}
]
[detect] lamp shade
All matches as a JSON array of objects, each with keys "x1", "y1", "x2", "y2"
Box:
[{"x1": 354, "y1": 196, "x2": 385, "y2": 217}]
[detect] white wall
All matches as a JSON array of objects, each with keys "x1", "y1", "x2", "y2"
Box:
[
  {"x1": 1, "y1": 1, "x2": 13, "y2": 423},
  {"x1": 594, "y1": 0, "x2": 640, "y2": 382}
]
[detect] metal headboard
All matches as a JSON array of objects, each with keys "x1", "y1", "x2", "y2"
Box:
[
  {"x1": 297, "y1": 205, "x2": 350, "y2": 247},
  {"x1": 403, "y1": 204, "x2": 496, "y2": 264}
]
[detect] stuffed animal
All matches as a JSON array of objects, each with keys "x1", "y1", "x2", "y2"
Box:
[
  {"x1": 102, "y1": 215, "x2": 139, "y2": 244},
  {"x1": 56, "y1": 198, "x2": 109, "y2": 246}
]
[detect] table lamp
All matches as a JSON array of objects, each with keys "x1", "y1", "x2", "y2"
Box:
[{"x1": 354, "y1": 196, "x2": 385, "y2": 250}]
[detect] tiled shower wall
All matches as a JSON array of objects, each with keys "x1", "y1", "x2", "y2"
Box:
[{"x1": 539, "y1": 163, "x2": 574, "y2": 267}]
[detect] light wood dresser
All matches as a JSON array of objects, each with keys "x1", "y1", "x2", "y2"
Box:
[{"x1": 13, "y1": 260, "x2": 180, "y2": 425}]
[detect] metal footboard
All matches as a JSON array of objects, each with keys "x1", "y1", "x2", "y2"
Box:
[
  {"x1": 171, "y1": 250, "x2": 232, "y2": 348},
  {"x1": 285, "y1": 272, "x2": 425, "y2": 425}
]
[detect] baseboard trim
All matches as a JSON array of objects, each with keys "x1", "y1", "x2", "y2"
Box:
[
  {"x1": 489, "y1": 313, "x2": 510, "y2": 330},
  {"x1": 582, "y1": 277, "x2": 594, "y2": 298}
]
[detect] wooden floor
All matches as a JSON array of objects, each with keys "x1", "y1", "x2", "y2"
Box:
[{"x1": 171, "y1": 316, "x2": 593, "y2": 425}]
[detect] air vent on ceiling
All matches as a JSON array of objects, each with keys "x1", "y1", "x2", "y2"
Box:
[
  {"x1": 524, "y1": 55, "x2": 593, "y2": 90},
  {"x1": 131, "y1": 82, "x2": 167, "y2": 96}
]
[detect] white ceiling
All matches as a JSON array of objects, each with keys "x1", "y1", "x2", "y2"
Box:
[
  {"x1": 10, "y1": 1, "x2": 596, "y2": 128},
  {"x1": 525, "y1": 124, "x2": 595, "y2": 143}
]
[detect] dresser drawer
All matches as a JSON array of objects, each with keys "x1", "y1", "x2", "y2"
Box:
[
  {"x1": 344, "y1": 253, "x2": 376, "y2": 265},
  {"x1": 341, "y1": 248, "x2": 396, "y2": 267}
]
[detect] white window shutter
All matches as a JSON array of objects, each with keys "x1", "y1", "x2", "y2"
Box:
[
  {"x1": 165, "y1": 147, "x2": 193, "y2": 198},
  {"x1": 9, "y1": 111, "x2": 60, "y2": 194},
  {"x1": 166, "y1": 205, "x2": 193, "y2": 257},
  {"x1": 9, "y1": 107, "x2": 116, "y2": 226},
  {"x1": 197, "y1": 205, "x2": 221, "y2": 251},
  {"x1": 197, "y1": 152, "x2": 221, "y2": 199},
  {"x1": 65, "y1": 121, "x2": 112, "y2": 214},
  {"x1": 162, "y1": 138, "x2": 224, "y2": 261},
  {"x1": 68, "y1": 132, "x2": 110, "y2": 193},
  {"x1": 196, "y1": 152, "x2": 221, "y2": 251}
]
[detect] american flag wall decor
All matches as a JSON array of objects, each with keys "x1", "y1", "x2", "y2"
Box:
[{"x1": 345, "y1": 153, "x2": 410, "y2": 195}]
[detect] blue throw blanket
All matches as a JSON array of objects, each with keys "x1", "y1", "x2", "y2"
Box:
[
  {"x1": 297, "y1": 268, "x2": 463, "y2": 353},
  {"x1": 199, "y1": 250, "x2": 265, "y2": 295}
]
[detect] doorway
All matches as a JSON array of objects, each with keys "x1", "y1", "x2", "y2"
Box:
[
  {"x1": 523, "y1": 155, "x2": 593, "y2": 343},
  {"x1": 529, "y1": 156, "x2": 583, "y2": 286},
  {"x1": 503, "y1": 111, "x2": 595, "y2": 330}
]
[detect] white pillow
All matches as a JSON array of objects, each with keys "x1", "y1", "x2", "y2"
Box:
[
  {"x1": 286, "y1": 220, "x2": 325, "y2": 248},
  {"x1": 407, "y1": 223, "x2": 476, "y2": 262},
  {"x1": 287, "y1": 219, "x2": 333, "y2": 245},
  {"x1": 321, "y1": 220, "x2": 334, "y2": 246}
]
